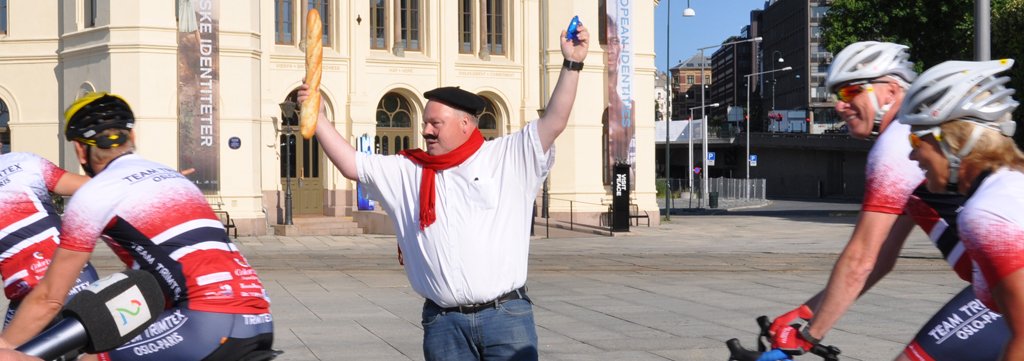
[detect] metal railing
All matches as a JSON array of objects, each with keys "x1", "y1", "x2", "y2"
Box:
[
  {"x1": 658, "y1": 177, "x2": 766, "y2": 209},
  {"x1": 534, "y1": 197, "x2": 612, "y2": 238},
  {"x1": 709, "y1": 177, "x2": 766, "y2": 200}
]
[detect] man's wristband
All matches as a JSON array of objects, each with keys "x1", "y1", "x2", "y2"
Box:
[
  {"x1": 563, "y1": 59, "x2": 584, "y2": 71},
  {"x1": 799, "y1": 324, "x2": 822, "y2": 345}
]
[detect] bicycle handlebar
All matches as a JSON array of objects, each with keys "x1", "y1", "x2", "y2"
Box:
[{"x1": 725, "y1": 316, "x2": 841, "y2": 361}]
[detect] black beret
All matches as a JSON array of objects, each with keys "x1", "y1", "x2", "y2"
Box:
[{"x1": 424, "y1": 86, "x2": 486, "y2": 116}]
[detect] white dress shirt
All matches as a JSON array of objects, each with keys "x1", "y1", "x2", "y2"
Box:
[{"x1": 357, "y1": 121, "x2": 554, "y2": 307}]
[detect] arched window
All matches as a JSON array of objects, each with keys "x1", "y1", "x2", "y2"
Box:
[
  {"x1": 0, "y1": 98, "x2": 9, "y2": 154},
  {"x1": 376, "y1": 93, "x2": 413, "y2": 128},
  {"x1": 478, "y1": 97, "x2": 500, "y2": 140},
  {"x1": 280, "y1": 89, "x2": 321, "y2": 181},
  {"x1": 376, "y1": 92, "x2": 415, "y2": 154}
]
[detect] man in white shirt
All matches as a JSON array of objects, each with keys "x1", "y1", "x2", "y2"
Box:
[{"x1": 300, "y1": 24, "x2": 590, "y2": 361}]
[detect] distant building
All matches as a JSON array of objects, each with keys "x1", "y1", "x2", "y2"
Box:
[
  {"x1": 760, "y1": 0, "x2": 838, "y2": 133},
  {"x1": 655, "y1": 71, "x2": 668, "y2": 121},
  {"x1": 669, "y1": 53, "x2": 712, "y2": 119},
  {"x1": 709, "y1": 29, "x2": 756, "y2": 126}
]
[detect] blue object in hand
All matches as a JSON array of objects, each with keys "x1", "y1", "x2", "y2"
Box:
[
  {"x1": 566, "y1": 16, "x2": 581, "y2": 41},
  {"x1": 755, "y1": 349, "x2": 792, "y2": 361}
]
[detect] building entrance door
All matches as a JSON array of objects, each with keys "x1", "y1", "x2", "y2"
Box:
[
  {"x1": 279, "y1": 89, "x2": 324, "y2": 216},
  {"x1": 281, "y1": 130, "x2": 322, "y2": 214}
]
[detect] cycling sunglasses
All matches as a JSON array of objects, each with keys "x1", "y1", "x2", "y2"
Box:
[
  {"x1": 834, "y1": 81, "x2": 888, "y2": 103},
  {"x1": 909, "y1": 127, "x2": 942, "y2": 150}
]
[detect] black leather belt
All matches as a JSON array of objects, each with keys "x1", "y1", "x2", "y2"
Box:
[{"x1": 429, "y1": 286, "x2": 530, "y2": 314}]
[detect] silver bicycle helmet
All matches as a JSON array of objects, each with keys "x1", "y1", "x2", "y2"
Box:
[{"x1": 824, "y1": 41, "x2": 917, "y2": 92}]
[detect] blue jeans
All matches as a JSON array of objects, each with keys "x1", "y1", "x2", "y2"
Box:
[{"x1": 421, "y1": 298, "x2": 538, "y2": 361}]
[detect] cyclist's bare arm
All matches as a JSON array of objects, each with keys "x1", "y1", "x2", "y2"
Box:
[
  {"x1": 805, "y1": 212, "x2": 914, "y2": 339},
  {"x1": 1, "y1": 248, "x2": 91, "y2": 346},
  {"x1": 995, "y1": 270, "x2": 1024, "y2": 360}
]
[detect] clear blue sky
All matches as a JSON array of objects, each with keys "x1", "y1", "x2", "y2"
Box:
[{"x1": 655, "y1": 0, "x2": 767, "y2": 73}]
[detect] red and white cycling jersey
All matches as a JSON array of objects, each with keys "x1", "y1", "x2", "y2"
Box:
[
  {"x1": 59, "y1": 154, "x2": 269, "y2": 315},
  {"x1": 958, "y1": 168, "x2": 1024, "y2": 311},
  {"x1": 0, "y1": 152, "x2": 66, "y2": 300},
  {"x1": 862, "y1": 121, "x2": 924, "y2": 214},
  {"x1": 863, "y1": 121, "x2": 973, "y2": 281}
]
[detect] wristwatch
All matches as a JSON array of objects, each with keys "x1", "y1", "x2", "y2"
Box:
[{"x1": 563, "y1": 59, "x2": 584, "y2": 71}]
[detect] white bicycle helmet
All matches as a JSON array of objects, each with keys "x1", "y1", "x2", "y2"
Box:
[
  {"x1": 825, "y1": 41, "x2": 918, "y2": 139},
  {"x1": 897, "y1": 59, "x2": 1018, "y2": 193},
  {"x1": 898, "y1": 59, "x2": 1018, "y2": 133},
  {"x1": 824, "y1": 41, "x2": 917, "y2": 92}
]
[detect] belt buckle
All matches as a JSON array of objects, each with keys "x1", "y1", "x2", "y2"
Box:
[{"x1": 457, "y1": 301, "x2": 493, "y2": 314}]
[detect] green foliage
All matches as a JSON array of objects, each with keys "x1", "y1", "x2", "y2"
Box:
[
  {"x1": 655, "y1": 178, "x2": 681, "y2": 198},
  {"x1": 821, "y1": 0, "x2": 974, "y2": 69},
  {"x1": 656, "y1": 178, "x2": 668, "y2": 198},
  {"x1": 821, "y1": 0, "x2": 1024, "y2": 142}
]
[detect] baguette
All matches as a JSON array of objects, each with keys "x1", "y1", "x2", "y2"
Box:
[{"x1": 300, "y1": 9, "x2": 323, "y2": 139}]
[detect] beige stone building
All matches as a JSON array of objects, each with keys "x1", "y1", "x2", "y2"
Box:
[{"x1": 0, "y1": 1, "x2": 660, "y2": 235}]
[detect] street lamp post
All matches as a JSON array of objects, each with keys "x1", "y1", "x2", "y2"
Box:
[
  {"x1": 771, "y1": 50, "x2": 784, "y2": 113},
  {"x1": 698, "y1": 36, "x2": 761, "y2": 206},
  {"x1": 688, "y1": 103, "x2": 718, "y2": 206},
  {"x1": 687, "y1": 91, "x2": 694, "y2": 204},
  {"x1": 663, "y1": 0, "x2": 695, "y2": 221},
  {"x1": 743, "y1": 66, "x2": 792, "y2": 194},
  {"x1": 278, "y1": 101, "x2": 297, "y2": 226}
]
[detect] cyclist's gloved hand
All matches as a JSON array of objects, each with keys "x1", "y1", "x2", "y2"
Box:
[
  {"x1": 769, "y1": 304, "x2": 813, "y2": 337},
  {"x1": 755, "y1": 349, "x2": 792, "y2": 361},
  {"x1": 772, "y1": 324, "x2": 819, "y2": 355}
]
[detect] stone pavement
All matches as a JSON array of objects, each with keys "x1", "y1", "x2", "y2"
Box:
[
  {"x1": 77, "y1": 207, "x2": 962, "y2": 360},
  {"x1": 232, "y1": 209, "x2": 963, "y2": 361}
]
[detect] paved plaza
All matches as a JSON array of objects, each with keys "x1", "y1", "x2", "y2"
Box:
[{"x1": 89, "y1": 201, "x2": 964, "y2": 360}]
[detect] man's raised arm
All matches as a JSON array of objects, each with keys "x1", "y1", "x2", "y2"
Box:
[
  {"x1": 299, "y1": 84, "x2": 358, "y2": 180},
  {"x1": 538, "y1": 24, "x2": 590, "y2": 153}
]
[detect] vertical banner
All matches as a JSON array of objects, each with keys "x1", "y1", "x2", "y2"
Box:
[
  {"x1": 608, "y1": 0, "x2": 633, "y2": 231},
  {"x1": 177, "y1": 0, "x2": 220, "y2": 191},
  {"x1": 607, "y1": 0, "x2": 635, "y2": 169}
]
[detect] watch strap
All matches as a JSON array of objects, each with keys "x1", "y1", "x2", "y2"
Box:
[{"x1": 563, "y1": 59, "x2": 584, "y2": 71}]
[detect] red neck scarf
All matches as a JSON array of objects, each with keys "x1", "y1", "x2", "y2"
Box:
[{"x1": 399, "y1": 129, "x2": 485, "y2": 229}]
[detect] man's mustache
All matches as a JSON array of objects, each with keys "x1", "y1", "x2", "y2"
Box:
[{"x1": 423, "y1": 135, "x2": 438, "y2": 141}]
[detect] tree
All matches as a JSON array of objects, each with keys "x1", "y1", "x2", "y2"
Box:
[
  {"x1": 821, "y1": 0, "x2": 974, "y2": 69},
  {"x1": 822, "y1": 0, "x2": 1024, "y2": 141}
]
